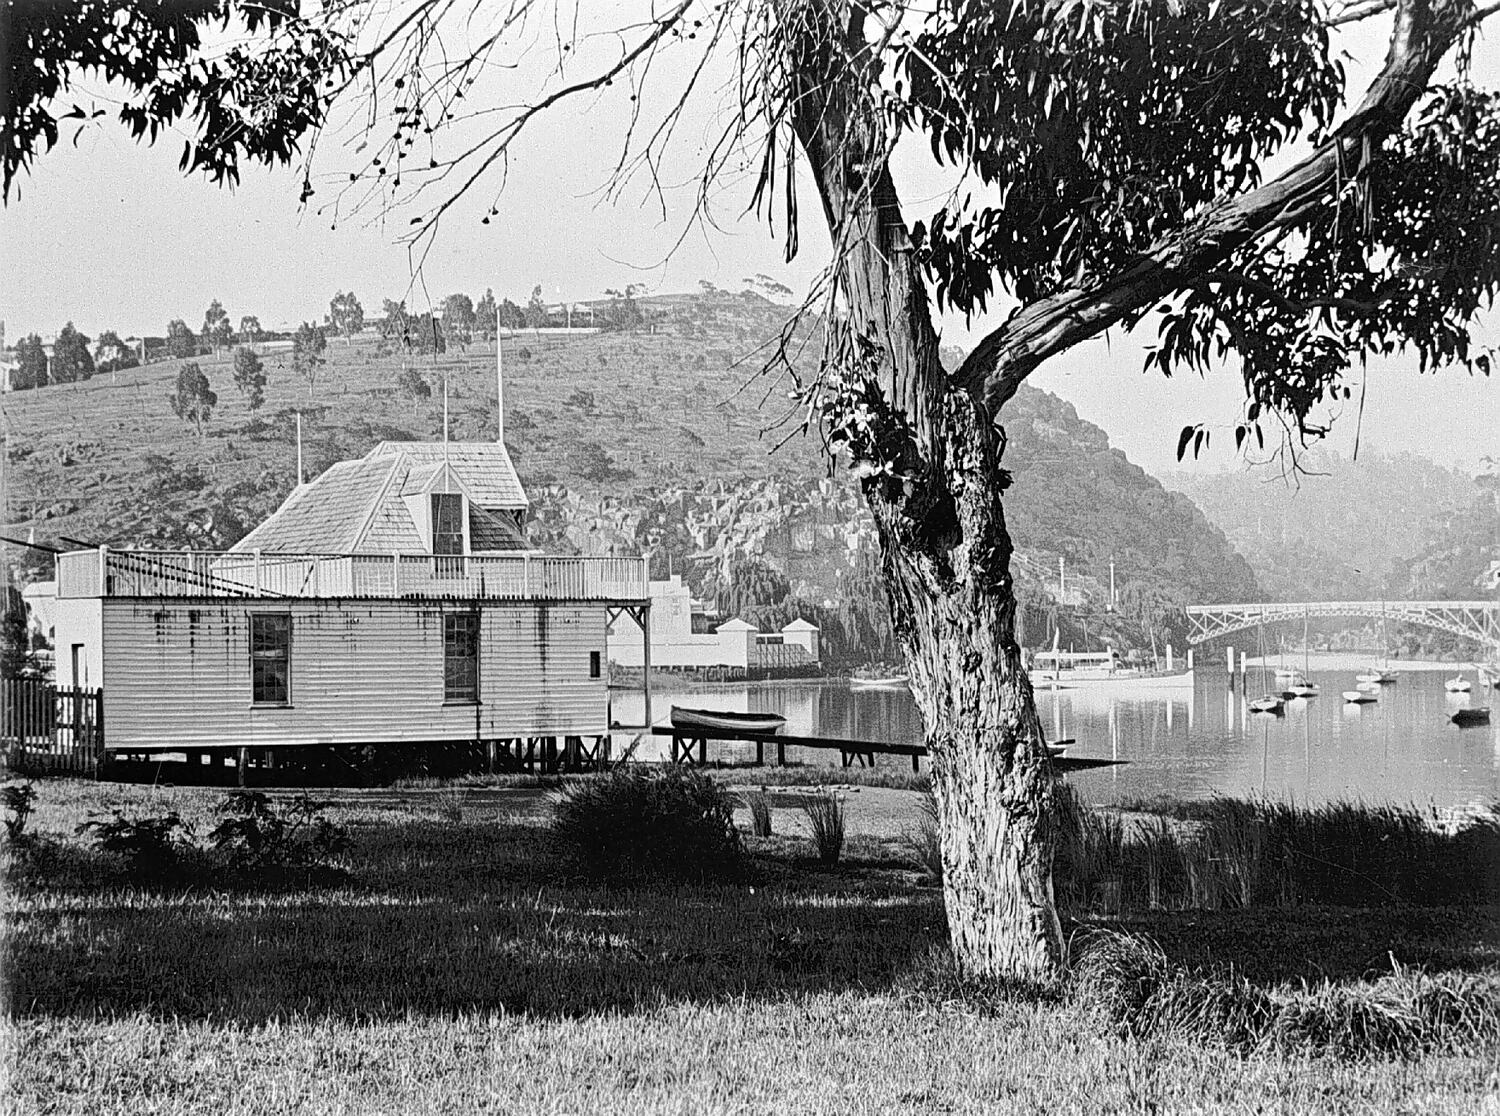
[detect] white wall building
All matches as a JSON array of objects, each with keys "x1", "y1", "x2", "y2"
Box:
[
  {"x1": 50, "y1": 440, "x2": 649, "y2": 758},
  {"x1": 608, "y1": 576, "x2": 820, "y2": 673}
]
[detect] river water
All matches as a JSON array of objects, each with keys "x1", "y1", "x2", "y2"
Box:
[{"x1": 613, "y1": 665, "x2": 1499, "y2": 809}]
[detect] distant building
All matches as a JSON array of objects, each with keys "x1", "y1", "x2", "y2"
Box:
[
  {"x1": 48, "y1": 439, "x2": 649, "y2": 762},
  {"x1": 608, "y1": 576, "x2": 820, "y2": 675}
]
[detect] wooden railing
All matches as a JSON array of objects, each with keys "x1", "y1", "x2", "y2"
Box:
[{"x1": 55, "y1": 548, "x2": 648, "y2": 602}]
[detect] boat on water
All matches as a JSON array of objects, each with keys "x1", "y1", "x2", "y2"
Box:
[
  {"x1": 1444, "y1": 677, "x2": 1473, "y2": 694},
  {"x1": 1344, "y1": 690, "x2": 1377, "y2": 704},
  {"x1": 1273, "y1": 666, "x2": 1300, "y2": 681},
  {"x1": 849, "y1": 674, "x2": 910, "y2": 690},
  {"x1": 1451, "y1": 707, "x2": 1491, "y2": 726},
  {"x1": 1356, "y1": 679, "x2": 1380, "y2": 693},
  {"x1": 1028, "y1": 648, "x2": 1192, "y2": 690},
  {"x1": 1249, "y1": 695, "x2": 1285, "y2": 715},
  {"x1": 670, "y1": 707, "x2": 787, "y2": 734},
  {"x1": 1289, "y1": 681, "x2": 1320, "y2": 698}
]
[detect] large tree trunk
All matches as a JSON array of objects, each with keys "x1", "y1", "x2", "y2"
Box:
[
  {"x1": 784, "y1": 3, "x2": 1063, "y2": 984},
  {"x1": 868, "y1": 390, "x2": 1063, "y2": 984}
]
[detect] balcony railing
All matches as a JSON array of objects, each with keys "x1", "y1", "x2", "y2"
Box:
[{"x1": 56, "y1": 548, "x2": 648, "y2": 603}]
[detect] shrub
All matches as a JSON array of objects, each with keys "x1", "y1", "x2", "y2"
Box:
[
  {"x1": 802, "y1": 791, "x2": 846, "y2": 866},
  {"x1": 77, "y1": 811, "x2": 193, "y2": 876},
  {"x1": 905, "y1": 793, "x2": 943, "y2": 881},
  {"x1": 744, "y1": 790, "x2": 773, "y2": 837},
  {"x1": 553, "y1": 767, "x2": 741, "y2": 883},
  {"x1": 3, "y1": 783, "x2": 36, "y2": 842},
  {"x1": 1071, "y1": 929, "x2": 1500, "y2": 1059},
  {"x1": 207, "y1": 791, "x2": 348, "y2": 869}
]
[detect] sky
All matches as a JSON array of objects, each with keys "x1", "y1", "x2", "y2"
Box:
[{"x1": 1, "y1": 5, "x2": 1496, "y2": 480}]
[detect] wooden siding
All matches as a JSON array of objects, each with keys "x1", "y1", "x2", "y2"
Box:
[{"x1": 99, "y1": 599, "x2": 608, "y2": 751}]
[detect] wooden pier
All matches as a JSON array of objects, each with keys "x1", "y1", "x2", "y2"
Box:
[{"x1": 649, "y1": 725, "x2": 1124, "y2": 774}]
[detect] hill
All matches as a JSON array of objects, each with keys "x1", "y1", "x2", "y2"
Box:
[
  {"x1": 1167, "y1": 450, "x2": 1497, "y2": 603},
  {"x1": 3, "y1": 290, "x2": 1256, "y2": 659}
]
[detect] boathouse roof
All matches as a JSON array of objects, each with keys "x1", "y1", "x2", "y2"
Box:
[{"x1": 231, "y1": 441, "x2": 528, "y2": 555}]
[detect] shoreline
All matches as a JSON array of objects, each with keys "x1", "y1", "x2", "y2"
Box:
[{"x1": 1237, "y1": 652, "x2": 1480, "y2": 672}]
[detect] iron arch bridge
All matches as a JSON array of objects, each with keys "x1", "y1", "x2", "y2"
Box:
[{"x1": 1184, "y1": 601, "x2": 1500, "y2": 654}]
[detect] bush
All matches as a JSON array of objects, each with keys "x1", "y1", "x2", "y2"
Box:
[
  {"x1": 802, "y1": 791, "x2": 846, "y2": 866},
  {"x1": 207, "y1": 791, "x2": 348, "y2": 869},
  {"x1": 3, "y1": 783, "x2": 36, "y2": 842},
  {"x1": 744, "y1": 791, "x2": 773, "y2": 837},
  {"x1": 1071, "y1": 929, "x2": 1500, "y2": 1059},
  {"x1": 905, "y1": 793, "x2": 943, "y2": 881},
  {"x1": 552, "y1": 767, "x2": 741, "y2": 883},
  {"x1": 77, "y1": 811, "x2": 193, "y2": 876}
]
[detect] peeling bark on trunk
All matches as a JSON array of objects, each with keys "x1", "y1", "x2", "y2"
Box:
[
  {"x1": 786, "y1": 2, "x2": 1063, "y2": 984},
  {"x1": 867, "y1": 392, "x2": 1062, "y2": 984}
]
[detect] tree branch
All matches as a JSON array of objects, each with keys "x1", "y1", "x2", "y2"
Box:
[{"x1": 955, "y1": 0, "x2": 1477, "y2": 415}]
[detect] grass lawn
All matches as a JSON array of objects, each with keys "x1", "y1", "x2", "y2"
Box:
[{"x1": 4, "y1": 778, "x2": 1499, "y2": 1114}]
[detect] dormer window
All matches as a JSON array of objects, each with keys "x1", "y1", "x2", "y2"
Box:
[{"x1": 432, "y1": 493, "x2": 465, "y2": 555}]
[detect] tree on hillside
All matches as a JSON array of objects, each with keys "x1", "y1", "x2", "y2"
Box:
[
  {"x1": 291, "y1": 322, "x2": 326, "y2": 396},
  {"x1": 231, "y1": 346, "x2": 266, "y2": 410},
  {"x1": 328, "y1": 291, "x2": 364, "y2": 345},
  {"x1": 93, "y1": 330, "x2": 137, "y2": 377},
  {"x1": 9, "y1": 0, "x2": 1499, "y2": 987},
  {"x1": 497, "y1": 298, "x2": 525, "y2": 331},
  {"x1": 238, "y1": 315, "x2": 262, "y2": 345},
  {"x1": 475, "y1": 289, "x2": 497, "y2": 342},
  {"x1": 165, "y1": 319, "x2": 196, "y2": 360},
  {"x1": 395, "y1": 365, "x2": 432, "y2": 406},
  {"x1": 49, "y1": 322, "x2": 93, "y2": 384},
  {"x1": 524, "y1": 285, "x2": 547, "y2": 330},
  {"x1": 400, "y1": 311, "x2": 446, "y2": 358},
  {"x1": 202, "y1": 300, "x2": 233, "y2": 354},
  {"x1": 379, "y1": 299, "x2": 409, "y2": 341},
  {"x1": 441, "y1": 293, "x2": 475, "y2": 350},
  {"x1": 11, "y1": 334, "x2": 47, "y2": 391},
  {"x1": 169, "y1": 362, "x2": 217, "y2": 438},
  {"x1": 601, "y1": 285, "x2": 645, "y2": 332}
]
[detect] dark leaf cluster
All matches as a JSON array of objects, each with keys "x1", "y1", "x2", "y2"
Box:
[
  {"x1": 899, "y1": 0, "x2": 1342, "y2": 310},
  {"x1": 3, "y1": 1, "x2": 340, "y2": 201}
]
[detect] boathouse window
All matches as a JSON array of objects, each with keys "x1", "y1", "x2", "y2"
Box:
[
  {"x1": 589, "y1": 651, "x2": 601, "y2": 679},
  {"x1": 444, "y1": 612, "x2": 480, "y2": 702},
  {"x1": 250, "y1": 614, "x2": 292, "y2": 705},
  {"x1": 432, "y1": 492, "x2": 465, "y2": 577}
]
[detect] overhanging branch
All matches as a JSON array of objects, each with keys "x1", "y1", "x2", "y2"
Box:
[{"x1": 954, "y1": 0, "x2": 1486, "y2": 415}]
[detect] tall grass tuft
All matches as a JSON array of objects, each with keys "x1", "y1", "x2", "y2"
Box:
[
  {"x1": 905, "y1": 793, "x2": 943, "y2": 881},
  {"x1": 1052, "y1": 785, "x2": 1123, "y2": 913},
  {"x1": 1072, "y1": 930, "x2": 1500, "y2": 1059},
  {"x1": 744, "y1": 790, "x2": 773, "y2": 837},
  {"x1": 801, "y1": 791, "x2": 846, "y2": 865},
  {"x1": 1054, "y1": 795, "x2": 1500, "y2": 913},
  {"x1": 552, "y1": 767, "x2": 742, "y2": 884}
]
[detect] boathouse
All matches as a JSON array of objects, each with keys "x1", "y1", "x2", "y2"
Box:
[{"x1": 46, "y1": 440, "x2": 649, "y2": 768}]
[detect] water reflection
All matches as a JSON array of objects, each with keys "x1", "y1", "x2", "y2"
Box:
[{"x1": 612, "y1": 671, "x2": 1499, "y2": 808}]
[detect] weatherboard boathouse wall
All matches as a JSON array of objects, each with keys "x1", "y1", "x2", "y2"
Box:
[{"x1": 99, "y1": 598, "x2": 607, "y2": 752}]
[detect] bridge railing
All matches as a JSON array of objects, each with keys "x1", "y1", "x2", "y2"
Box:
[{"x1": 1183, "y1": 601, "x2": 1500, "y2": 649}]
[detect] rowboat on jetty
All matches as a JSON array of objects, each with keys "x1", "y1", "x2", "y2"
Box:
[{"x1": 670, "y1": 707, "x2": 787, "y2": 734}]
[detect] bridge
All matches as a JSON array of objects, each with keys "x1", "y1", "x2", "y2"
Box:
[{"x1": 1184, "y1": 601, "x2": 1500, "y2": 653}]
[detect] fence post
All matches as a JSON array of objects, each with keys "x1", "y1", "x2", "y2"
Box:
[
  {"x1": 254, "y1": 548, "x2": 263, "y2": 595},
  {"x1": 392, "y1": 552, "x2": 401, "y2": 596},
  {"x1": 97, "y1": 544, "x2": 109, "y2": 595}
]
